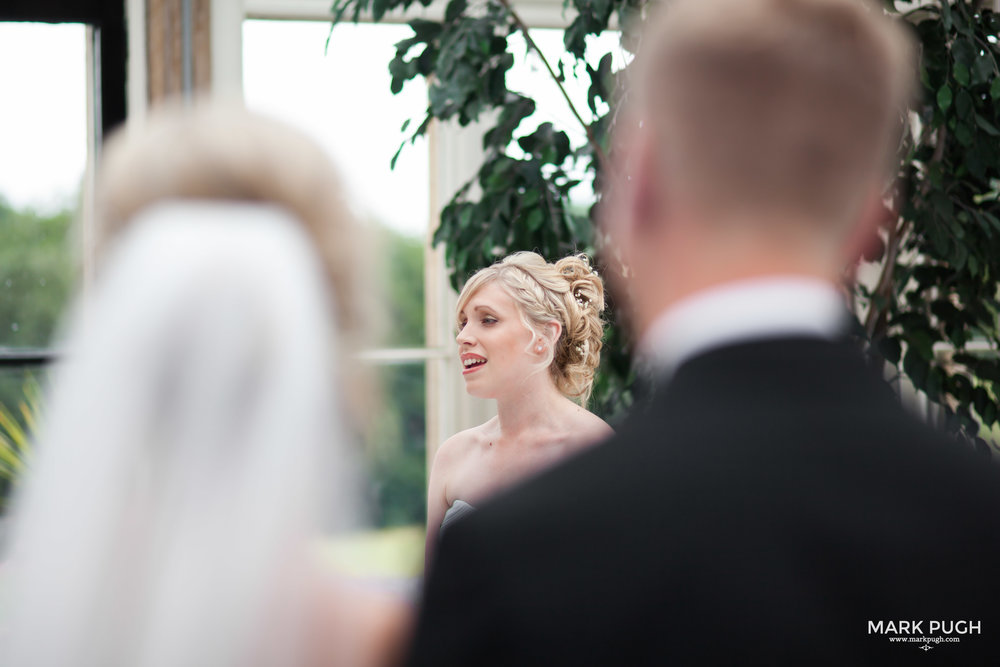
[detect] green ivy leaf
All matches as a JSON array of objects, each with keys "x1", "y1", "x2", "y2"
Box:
[
  {"x1": 920, "y1": 64, "x2": 934, "y2": 91},
  {"x1": 482, "y1": 94, "x2": 535, "y2": 149},
  {"x1": 525, "y1": 208, "x2": 544, "y2": 232},
  {"x1": 879, "y1": 336, "x2": 902, "y2": 365},
  {"x1": 480, "y1": 235, "x2": 495, "y2": 258},
  {"x1": 990, "y1": 77, "x2": 1000, "y2": 100},
  {"x1": 931, "y1": 190, "x2": 954, "y2": 219},
  {"x1": 973, "y1": 54, "x2": 994, "y2": 86},
  {"x1": 586, "y1": 53, "x2": 614, "y2": 116},
  {"x1": 903, "y1": 347, "x2": 930, "y2": 388},
  {"x1": 444, "y1": 0, "x2": 467, "y2": 23},
  {"x1": 952, "y1": 241, "x2": 969, "y2": 271},
  {"x1": 563, "y1": 18, "x2": 588, "y2": 59},
  {"x1": 955, "y1": 89, "x2": 974, "y2": 119},
  {"x1": 982, "y1": 211, "x2": 1000, "y2": 233},
  {"x1": 955, "y1": 122, "x2": 974, "y2": 146},
  {"x1": 973, "y1": 386, "x2": 991, "y2": 415},
  {"x1": 910, "y1": 329, "x2": 937, "y2": 362},
  {"x1": 983, "y1": 400, "x2": 997, "y2": 426},
  {"x1": 975, "y1": 114, "x2": 1000, "y2": 136},
  {"x1": 409, "y1": 18, "x2": 442, "y2": 41},
  {"x1": 937, "y1": 84, "x2": 953, "y2": 112},
  {"x1": 942, "y1": 2, "x2": 953, "y2": 32},
  {"x1": 953, "y1": 62, "x2": 971, "y2": 87},
  {"x1": 964, "y1": 144, "x2": 989, "y2": 181}
]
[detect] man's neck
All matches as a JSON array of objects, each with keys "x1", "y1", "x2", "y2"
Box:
[{"x1": 633, "y1": 232, "x2": 841, "y2": 339}]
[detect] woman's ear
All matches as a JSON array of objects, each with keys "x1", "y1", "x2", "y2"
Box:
[{"x1": 545, "y1": 320, "x2": 562, "y2": 347}]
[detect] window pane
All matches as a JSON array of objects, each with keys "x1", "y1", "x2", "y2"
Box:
[
  {"x1": 0, "y1": 205, "x2": 77, "y2": 348},
  {"x1": 371, "y1": 226, "x2": 424, "y2": 348},
  {"x1": 0, "y1": 23, "x2": 86, "y2": 348},
  {"x1": 316, "y1": 361, "x2": 426, "y2": 586},
  {"x1": 243, "y1": 20, "x2": 429, "y2": 347},
  {"x1": 363, "y1": 362, "x2": 426, "y2": 530}
]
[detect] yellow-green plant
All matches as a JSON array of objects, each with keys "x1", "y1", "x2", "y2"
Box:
[{"x1": 0, "y1": 376, "x2": 41, "y2": 508}]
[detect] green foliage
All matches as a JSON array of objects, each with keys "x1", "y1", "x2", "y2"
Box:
[
  {"x1": 0, "y1": 373, "x2": 42, "y2": 511},
  {"x1": 0, "y1": 199, "x2": 77, "y2": 349},
  {"x1": 859, "y1": 1, "x2": 1000, "y2": 450}
]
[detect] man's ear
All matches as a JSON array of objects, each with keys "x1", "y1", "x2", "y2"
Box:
[
  {"x1": 844, "y1": 186, "x2": 893, "y2": 266},
  {"x1": 603, "y1": 118, "x2": 661, "y2": 237}
]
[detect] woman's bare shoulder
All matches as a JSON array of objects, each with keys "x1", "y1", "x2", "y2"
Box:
[
  {"x1": 567, "y1": 406, "x2": 615, "y2": 446},
  {"x1": 434, "y1": 419, "x2": 495, "y2": 464}
]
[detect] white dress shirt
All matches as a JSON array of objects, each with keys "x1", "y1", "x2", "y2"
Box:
[{"x1": 638, "y1": 277, "x2": 849, "y2": 377}]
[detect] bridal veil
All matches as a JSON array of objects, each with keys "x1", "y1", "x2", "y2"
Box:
[{"x1": 1, "y1": 200, "x2": 359, "y2": 666}]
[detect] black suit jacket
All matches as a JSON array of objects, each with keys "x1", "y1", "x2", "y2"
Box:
[{"x1": 407, "y1": 338, "x2": 1000, "y2": 665}]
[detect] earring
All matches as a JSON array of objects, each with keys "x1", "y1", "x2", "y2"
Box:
[{"x1": 536, "y1": 344, "x2": 544, "y2": 352}]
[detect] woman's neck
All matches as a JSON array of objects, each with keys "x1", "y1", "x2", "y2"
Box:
[{"x1": 493, "y1": 378, "x2": 568, "y2": 441}]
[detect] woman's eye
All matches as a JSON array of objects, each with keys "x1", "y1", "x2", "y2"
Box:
[
  {"x1": 457, "y1": 320, "x2": 467, "y2": 332},
  {"x1": 482, "y1": 317, "x2": 497, "y2": 326}
]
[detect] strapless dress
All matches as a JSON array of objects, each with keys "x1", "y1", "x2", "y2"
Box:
[{"x1": 439, "y1": 499, "x2": 476, "y2": 535}]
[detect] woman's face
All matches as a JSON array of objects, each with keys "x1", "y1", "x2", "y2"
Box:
[{"x1": 456, "y1": 281, "x2": 539, "y2": 399}]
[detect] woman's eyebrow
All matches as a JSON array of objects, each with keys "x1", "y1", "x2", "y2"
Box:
[{"x1": 456, "y1": 305, "x2": 491, "y2": 320}]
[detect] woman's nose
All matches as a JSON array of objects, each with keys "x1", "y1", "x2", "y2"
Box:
[{"x1": 456, "y1": 327, "x2": 472, "y2": 345}]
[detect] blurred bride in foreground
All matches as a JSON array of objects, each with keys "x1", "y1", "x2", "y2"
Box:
[{"x1": 1, "y1": 105, "x2": 408, "y2": 666}]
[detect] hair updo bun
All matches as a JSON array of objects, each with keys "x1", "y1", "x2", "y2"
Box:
[
  {"x1": 551, "y1": 254, "x2": 606, "y2": 404},
  {"x1": 455, "y1": 251, "x2": 606, "y2": 406}
]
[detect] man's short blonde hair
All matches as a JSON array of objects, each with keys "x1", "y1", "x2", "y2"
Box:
[{"x1": 633, "y1": 0, "x2": 915, "y2": 229}]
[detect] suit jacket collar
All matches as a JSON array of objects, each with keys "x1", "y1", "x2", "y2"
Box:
[
  {"x1": 636, "y1": 335, "x2": 898, "y2": 423},
  {"x1": 638, "y1": 277, "x2": 849, "y2": 379}
]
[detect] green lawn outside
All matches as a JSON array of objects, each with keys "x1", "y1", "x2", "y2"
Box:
[{"x1": 317, "y1": 524, "x2": 425, "y2": 579}]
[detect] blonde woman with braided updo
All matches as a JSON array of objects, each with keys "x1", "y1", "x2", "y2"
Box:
[{"x1": 425, "y1": 251, "x2": 613, "y2": 558}]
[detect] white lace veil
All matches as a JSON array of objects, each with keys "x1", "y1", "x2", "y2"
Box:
[{"x1": 2, "y1": 201, "x2": 357, "y2": 666}]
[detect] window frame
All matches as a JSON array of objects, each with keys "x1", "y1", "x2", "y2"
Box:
[
  {"x1": 0, "y1": 0, "x2": 126, "y2": 142},
  {"x1": 0, "y1": 1, "x2": 127, "y2": 369}
]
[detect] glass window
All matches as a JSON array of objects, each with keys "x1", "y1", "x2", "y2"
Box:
[
  {"x1": 243, "y1": 20, "x2": 431, "y2": 545},
  {"x1": 243, "y1": 20, "x2": 430, "y2": 348},
  {"x1": 0, "y1": 22, "x2": 88, "y2": 516},
  {"x1": 365, "y1": 362, "x2": 426, "y2": 528},
  {"x1": 0, "y1": 22, "x2": 86, "y2": 350}
]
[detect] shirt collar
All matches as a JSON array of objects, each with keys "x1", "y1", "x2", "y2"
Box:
[{"x1": 638, "y1": 277, "x2": 849, "y2": 375}]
